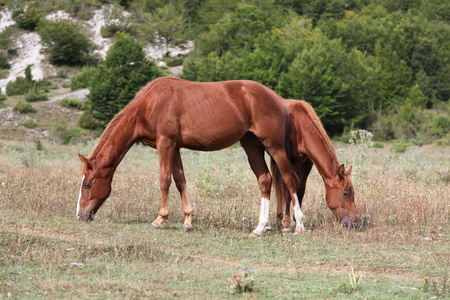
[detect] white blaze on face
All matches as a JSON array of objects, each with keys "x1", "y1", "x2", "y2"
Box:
[
  {"x1": 252, "y1": 197, "x2": 271, "y2": 236},
  {"x1": 293, "y1": 193, "x2": 306, "y2": 232},
  {"x1": 76, "y1": 175, "x2": 85, "y2": 220}
]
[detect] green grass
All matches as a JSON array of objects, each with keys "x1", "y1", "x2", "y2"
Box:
[{"x1": 0, "y1": 141, "x2": 448, "y2": 299}]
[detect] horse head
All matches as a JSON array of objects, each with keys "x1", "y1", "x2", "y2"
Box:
[
  {"x1": 76, "y1": 154, "x2": 113, "y2": 221},
  {"x1": 326, "y1": 164, "x2": 358, "y2": 229}
]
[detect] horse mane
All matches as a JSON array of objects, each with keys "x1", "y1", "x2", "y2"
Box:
[
  {"x1": 297, "y1": 100, "x2": 339, "y2": 173},
  {"x1": 87, "y1": 77, "x2": 169, "y2": 161}
]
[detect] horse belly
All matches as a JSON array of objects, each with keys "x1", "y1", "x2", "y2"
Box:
[{"x1": 179, "y1": 113, "x2": 247, "y2": 151}]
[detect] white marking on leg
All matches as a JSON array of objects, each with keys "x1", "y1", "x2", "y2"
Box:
[
  {"x1": 252, "y1": 197, "x2": 270, "y2": 236},
  {"x1": 179, "y1": 169, "x2": 183, "y2": 174},
  {"x1": 293, "y1": 193, "x2": 306, "y2": 233},
  {"x1": 76, "y1": 176, "x2": 85, "y2": 220}
]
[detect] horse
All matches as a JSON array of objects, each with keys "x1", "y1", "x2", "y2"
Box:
[
  {"x1": 77, "y1": 77, "x2": 302, "y2": 237},
  {"x1": 272, "y1": 100, "x2": 358, "y2": 233}
]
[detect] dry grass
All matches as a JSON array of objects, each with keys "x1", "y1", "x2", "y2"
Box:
[{"x1": 0, "y1": 139, "x2": 448, "y2": 298}]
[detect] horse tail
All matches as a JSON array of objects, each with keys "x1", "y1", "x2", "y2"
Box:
[{"x1": 271, "y1": 114, "x2": 294, "y2": 214}]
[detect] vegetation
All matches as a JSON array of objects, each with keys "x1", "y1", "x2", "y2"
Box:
[
  {"x1": 70, "y1": 66, "x2": 97, "y2": 91},
  {"x1": 59, "y1": 98, "x2": 85, "y2": 110},
  {"x1": 0, "y1": 139, "x2": 448, "y2": 298},
  {"x1": 13, "y1": 100, "x2": 36, "y2": 113},
  {"x1": 37, "y1": 18, "x2": 96, "y2": 66},
  {"x1": 83, "y1": 32, "x2": 162, "y2": 128}
]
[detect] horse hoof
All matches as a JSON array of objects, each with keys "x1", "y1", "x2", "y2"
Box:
[
  {"x1": 263, "y1": 226, "x2": 272, "y2": 232},
  {"x1": 150, "y1": 223, "x2": 161, "y2": 230},
  {"x1": 282, "y1": 228, "x2": 292, "y2": 235},
  {"x1": 249, "y1": 232, "x2": 261, "y2": 238},
  {"x1": 180, "y1": 226, "x2": 193, "y2": 232},
  {"x1": 294, "y1": 229, "x2": 306, "y2": 235}
]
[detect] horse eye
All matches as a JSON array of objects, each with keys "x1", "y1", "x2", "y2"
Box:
[
  {"x1": 84, "y1": 182, "x2": 92, "y2": 189},
  {"x1": 343, "y1": 191, "x2": 350, "y2": 197}
]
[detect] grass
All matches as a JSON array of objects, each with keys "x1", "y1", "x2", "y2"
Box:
[{"x1": 0, "y1": 139, "x2": 448, "y2": 299}]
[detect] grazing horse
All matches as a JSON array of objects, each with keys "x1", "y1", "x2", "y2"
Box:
[
  {"x1": 273, "y1": 100, "x2": 358, "y2": 233},
  {"x1": 77, "y1": 77, "x2": 301, "y2": 237}
]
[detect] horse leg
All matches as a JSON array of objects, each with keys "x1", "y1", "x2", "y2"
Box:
[
  {"x1": 266, "y1": 147, "x2": 307, "y2": 234},
  {"x1": 151, "y1": 137, "x2": 176, "y2": 229},
  {"x1": 284, "y1": 159, "x2": 313, "y2": 234},
  {"x1": 241, "y1": 134, "x2": 272, "y2": 237},
  {"x1": 172, "y1": 149, "x2": 194, "y2": 232}
]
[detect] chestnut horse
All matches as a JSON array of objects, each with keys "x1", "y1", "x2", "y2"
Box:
[
  {"x1": 273, "y1": 100, "x2": 358, "y2": 233},
  {"x1": 77, "y1": 77, "x2": 301, "y2": 237}
]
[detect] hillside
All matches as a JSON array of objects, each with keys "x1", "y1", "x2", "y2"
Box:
[
  {"x1": 0, "y1": 5, "x2": 191, "y2": 142},
  {"x1": 0, "y1": 0, "x2": 449, "y2": 145}
]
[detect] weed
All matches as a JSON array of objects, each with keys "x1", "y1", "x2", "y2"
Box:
[
  {"x1": 13, "y1": 101, "x2": 36, "y2": 113},
  {"x1": 59, "y1": 98, "x2": 85, "y2": 110},
  {"x1": 21, "y1": 119, "x2": 37, "y2": 128}
]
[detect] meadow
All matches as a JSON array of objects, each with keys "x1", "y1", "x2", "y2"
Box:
[{"x1": 0, "y1": 137, "x2": 448, "y2": 299}]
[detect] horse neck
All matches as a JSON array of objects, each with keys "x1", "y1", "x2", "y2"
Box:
[
  {"x1": 89, "y1": 108, "x2": 139, "y2": 172},
  {"x1": 300, "y1": 123, "x2": 340, "y2": 184}
]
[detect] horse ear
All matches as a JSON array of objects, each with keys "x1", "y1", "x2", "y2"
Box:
[
  {"x1": 345, "y1": 165, "x2": 352, "y2": 176},
  {"x1": 338, "y1": 164, "x2": 345, "y2": 179},
  {"x1": 78, "y1": 154, "x2": 92, "y2": 169}
]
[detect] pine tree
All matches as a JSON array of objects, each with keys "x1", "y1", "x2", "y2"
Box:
[{"x1": 86, "y1": 33, "x2": 162, "y2": 128}]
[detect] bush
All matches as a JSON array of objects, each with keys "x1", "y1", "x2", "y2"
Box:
[
  {"x1": 6, "y1": 77, "x2": 33, "y2": 96},
  {"x1": 52, "y1": 119, "x2": 82, "y2": 145},
  {"x1": 24, "y1": 86, "x2": 48, "y2": 102},
  {"x1": 12, "y1": 6, "x2": 44, "y2": 31},
  {"x1": 0, "y1": 93, "x2": 6, "y2": 101},
  {"x1": 21, "y1": 119, "x2": 37, "y2": 128},
  {"x1": 78, "y1": 110, "x2": 99, "y2": 130},
  {"x1": 13, "y1": 101, "x2": 36, "y2": 113},
  {"x1": 60, "y1": 98, "x2": 84, "y2": 110},
  {"x1": 37, "y1": 19, "x2": 96, "y2": 66},
  {"x1": 70, "y1": 66, "x2": 97, "y2": 91},
  {"x1": 0, "y1": 26, "x2": 13, "y2": 50},
  {"x1": 0, "y1": 51, "x2": 10, "y2": 69}
]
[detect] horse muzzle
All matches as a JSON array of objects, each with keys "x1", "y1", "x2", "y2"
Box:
[
  {"x1": 341, "y1": 215, "x2": 359, "y2": 230},
  {"x1": 77, "y1": 209, "x2": 95, "y2": 222}
]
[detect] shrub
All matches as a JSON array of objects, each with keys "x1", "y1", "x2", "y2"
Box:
[
  {"x1": 0, "y1": 51, "x2": 10, "y2": 69},
  {"x1": 37, "y1": 19, "x2": 96, "y2": 66},
  {"x1": 78, "y1": 110, "x2": 99, "y2": 130},
  {"x1": 24, "y1": 86, "x2": 48, "y2": 102},
  {"x1": 52, "y1": 119, "x2": 82, "y2": 145},
  {"x1": 6, "y1": 77, "x2": 33, "y2": 96},
  {"x1": 60, "y1": 98, "x2": 84, "y2": 110},
  {"x1": 0, "y1": 26, "x2": 13, "y2": 50},
  {"x1": 13, "y1": 101, "x2": 36, "y2": 113},
  {"x1": 21, "y1": 119, "x2": 37, "y2": 128},
  {"x1": 0, "y1": 93, "x2": 6, "y2": 101},
  {"x1": 70, "y1": 66, "x2": 97, "y2": 91},
  {"x1": 12, "y1": 6, "x2": 44, "y2": 31}
]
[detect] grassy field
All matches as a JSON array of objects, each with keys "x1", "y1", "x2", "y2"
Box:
[{"x1": 0, "y1": 138, "x2": 448, "y2": 299}]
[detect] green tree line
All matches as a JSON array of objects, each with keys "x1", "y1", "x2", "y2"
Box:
[{"x1": 4, "y1": 0, "x2": 449, "y2": 143}]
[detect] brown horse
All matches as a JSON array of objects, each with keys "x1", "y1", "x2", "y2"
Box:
[
  {"x1": 77, "y1": 77, "x2": 301, "y2": 237},
  {"x1": 273, "y1": 100, "x2": 358, "y2": 233}
]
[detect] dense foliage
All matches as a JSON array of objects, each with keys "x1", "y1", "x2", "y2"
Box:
[
  {"x1": 4, "y1": 0, "x2": 449, "y2": 143},
  {"x1": 37, "y1": 18, "x2": 96, "y2": 65}
]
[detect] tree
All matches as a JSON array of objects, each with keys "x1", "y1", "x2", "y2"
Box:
[
  {"x1": 141, "y1": 3, "x2": 188, "y2": 53},
  {"x1": 37, "y1": 19, "x2": 96, "y2": 66},
  {"x1": 85, "y1": 33, "x2": 162, "y2": 127}
]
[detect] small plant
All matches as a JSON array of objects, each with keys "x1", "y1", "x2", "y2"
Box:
[
  {"x1": 13, "y1": 101, "x2": 36, "y2": 113},
  {"x1": 70, "y1": 66, "x2": 97, "y2": 91},
  {"x1": 343, "y1": 129, "x2": 374, "y2": 182},
  {"x1": 391, "y1": 140, "x2": 412, "y2": 153},
  {"x1": 339, "y1": 266, "x2": 360, "y2": 294},
  {"x1": 230, "y1": 267, "x2": 254, "y2": 294},
  {"x1": 21, "y1": 119, "x2": 37, "y2": 128},
  {"x1": 52, "y1": 119, "x2": 82, "y2": 145},
  {"x1": 60, "y1": 98, "x2": 85, "y2": 110},
  {"x1": 24, "y1": 86, "x2": 48, "y2": 102}
]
